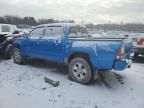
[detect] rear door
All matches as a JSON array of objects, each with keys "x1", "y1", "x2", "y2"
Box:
[
  {"x1": 40, "y1": 26, "x2": 64, "y2": 61},
  {"x1": 25, "y1": 26, "x2": 44, "y2": 57}
]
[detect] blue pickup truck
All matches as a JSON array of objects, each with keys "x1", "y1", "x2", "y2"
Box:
[{"x1": 12, "y1": 23, "x2": 133, "y2": 84}]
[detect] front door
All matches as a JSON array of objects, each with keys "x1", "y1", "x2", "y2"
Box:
[{"x1": 25, "y1": 26, "x2": 44, "y2": 57}]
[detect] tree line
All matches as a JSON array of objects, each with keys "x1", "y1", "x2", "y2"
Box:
[
  {"x1": 1, "y1": 15, "x2": 144, "y2": 32},
  {"x1": 0, "y1": 15, "x2": 75, "y2": 26},
  {"x1": 86, "y1": 23, "x2": 144, "y2": 32}
]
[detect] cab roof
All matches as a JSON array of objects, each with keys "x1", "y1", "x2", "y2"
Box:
[{"x1": 37, "y1": 23, "x2": 85, "y2": 28}]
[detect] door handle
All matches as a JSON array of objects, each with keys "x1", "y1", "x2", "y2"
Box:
[
  {"x1": 67, "y1": 41, "x2": 72, "y2": 48},
  {"x1": 55, "y1": 40, "x2": 61, "y2": 45}
]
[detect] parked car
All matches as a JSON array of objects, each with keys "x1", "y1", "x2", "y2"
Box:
[
  {"x1": 12, "y1": 23, "x2": 133, "y2": 84},
  {"x1": 133, "y1": 38, "x2": 144, "y2": 57},
  {"x1": 0, "y1": 24, "x2": 22, "y2": 58}
]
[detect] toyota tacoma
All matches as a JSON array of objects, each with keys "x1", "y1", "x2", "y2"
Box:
[{"x1": 12, "y1": 23, "x2": 133, "y2": 84}]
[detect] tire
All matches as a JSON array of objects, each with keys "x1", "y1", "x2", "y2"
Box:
[
  {"x1": 4, "y1": 44, "x2": 12, "y2": 59},
  {"x1": 69, "y1": 57, "x2": 93, "y2": 84},
  {"x1": 13, "y1": 48, "x2": 25, "y2": 64},
  {"x1": 134, "y1": 53, "x2": 139, "y2": 58}
]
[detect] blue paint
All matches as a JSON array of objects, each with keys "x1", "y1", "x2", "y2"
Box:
[{"x1": 12, "y1": 23, "x2": 133, "y2": 71}]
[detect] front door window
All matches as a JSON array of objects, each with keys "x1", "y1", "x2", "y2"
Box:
[{"x1": 29, "y1": 27, "x2": 44, "y2": 39}]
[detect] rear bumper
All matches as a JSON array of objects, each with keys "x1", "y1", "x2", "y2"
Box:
[
  {"x1": 134, "y1": 47, "x2": 144, "y2": 54},
  {"x1": 113, "y1": 53, "x2": 133, "y2": 71}
]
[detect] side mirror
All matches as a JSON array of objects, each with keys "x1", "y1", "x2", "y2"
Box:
[
  {"x1": 13, "y1": 30, "x2": 20, "y2": 34},
  {"x1": 88, "y1": 34, "x2": 91, "y2": 37},
  {"x1": 23, "y1": 32, "x2": 29, "y2": 38},
  {"x1": 124, "y1": 35, "x2": 129, "y2": 38}
]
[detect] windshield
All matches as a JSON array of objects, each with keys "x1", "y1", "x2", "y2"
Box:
[
  {"x1": 68, "y1": 25, "x2": 89, "y2": 38},
  {"x1": 1, "y1": 25, "x2": 10, "y2": 32}
]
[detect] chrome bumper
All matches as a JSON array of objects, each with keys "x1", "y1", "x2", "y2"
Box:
[{"x1": 134, "y1": 47, "x2": 144, "y2": 54}]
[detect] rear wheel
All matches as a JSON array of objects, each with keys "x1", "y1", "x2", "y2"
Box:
[
  {"x1": 13, "y1": 48, "x2": 26, "y2": 64},
  {"x1": 69, "y1": 57, "x2": 93, "y2": 84}
]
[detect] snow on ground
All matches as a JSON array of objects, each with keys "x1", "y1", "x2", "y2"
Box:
[{"x1": 0, "y1": 56, "x2": 144, "y2": 108}]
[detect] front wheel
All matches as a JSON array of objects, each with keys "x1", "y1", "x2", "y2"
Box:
[
  {"x1": 69, "y1": 58, "x2": 93, "y2": 84},
  {"x1": 13, "y1": 48, "x2": 25, "y2": 64},
  {"x1": 4, "y1": 44, "x2": 12, "y2": 59}
]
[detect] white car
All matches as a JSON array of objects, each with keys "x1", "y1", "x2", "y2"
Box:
[
  {"x1": 130, "y1": 33, "x2": 144, "y2": 57},
  {"x1": 0, "y1": 24, "x2": 19, "y2": 59},
  {"x1": 0, "y1": 24, "x2": 18, "y2": 35},
  {"x1": 133, "y1": 38, "x2": 144, "y2": 57}
]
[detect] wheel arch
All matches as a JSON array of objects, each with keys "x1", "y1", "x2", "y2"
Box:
[
  {"x1": 65, "y1": 52, "x2": 92, "y2": 65},
  {"x1": 12, "y1": 43, "x2": 21, "y2": 49}
]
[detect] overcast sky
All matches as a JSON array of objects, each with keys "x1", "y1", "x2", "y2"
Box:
[{"x1": 0, "y1": 0, "x2": 144, "y2": 24}]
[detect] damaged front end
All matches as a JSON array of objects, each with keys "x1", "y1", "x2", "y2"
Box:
[{"x1": 0, "y1": 34, "x2": 7, "y2": 51}]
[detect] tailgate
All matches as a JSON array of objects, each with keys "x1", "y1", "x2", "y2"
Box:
[{"x1": 123, "y1": 38, "x2": 133, "y2": 59}]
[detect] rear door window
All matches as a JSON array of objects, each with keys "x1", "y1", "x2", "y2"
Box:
[{"x1": 44, "y1": 26, "x2": 63, "y2": 39}]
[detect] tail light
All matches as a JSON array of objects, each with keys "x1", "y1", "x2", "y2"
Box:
[
  {"x1": 137, "y1": 38, "x2": 144, "y2": 45},
  {"x1": 116, "y1": 46, "x2": 125, "y2": 59}
]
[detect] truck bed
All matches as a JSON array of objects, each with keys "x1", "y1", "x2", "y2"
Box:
[
  {"x1": 67, "y1": 37, "x2": 127, "y2": 41},
  {"x1": 67, "y1": 37, "x2": 133, "y2": 70}
]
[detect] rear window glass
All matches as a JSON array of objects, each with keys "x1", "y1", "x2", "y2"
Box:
[
  {"x1": 68, "y1": 26, "x2": 88, "y2": 38},
  {"x1": 2, "y1": 25, "x2": 10, "y2": 32}
]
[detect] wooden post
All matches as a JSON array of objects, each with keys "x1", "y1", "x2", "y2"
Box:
[{"x1": 44, "y1": 77, "x2": 59, "y2": 87}]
